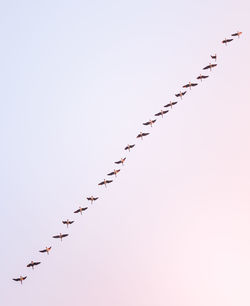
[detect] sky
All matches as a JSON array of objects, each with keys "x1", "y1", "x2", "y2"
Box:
[{"x1": 0, "y1": 0, "x2": 250, "y2": 305}]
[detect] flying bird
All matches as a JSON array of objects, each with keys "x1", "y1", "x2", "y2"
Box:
[
  {"x1": 143, "y1": 119, "x2": 156, "y2": 127},
  {"x1": 197, "y1": 74, "x2": 209, "y2": 82},
  {"x1": 136, "y1": 132, "x2": 149, "y2": 140},
  {"x1": 124, "y1": 144, "x2": 135, "y2": 152},
  {"x1": 107, "y1": 169, "x2": 120, "y2": 177},
  {"x1": 39, "y1": 246, "x2": 52, "y2": 255},
  {"x1": 74, "y1": 206, "x2": 88, "y2": 215},
  {"x1": 203, "y1": 63, "x2": 217, "y2": 71},
  {"x1": 175, "y1": 91, "x2": 186, "y2": 99},
  {"x1": 52, "y1": 233, "x2": 69, "y2": 242},
  {"x1": 99, "y1": 179, "x2": 113, "y2": 187},
  {"x1": 222, "y1": 38, "x2": 233, "y2": 45},
  {"x1": 164, "y1": 101, "x2": 177, "y2": 108},
  {"x1": 231, "y1": 31, "x2": 242, "y2": 38},
  {"x1": 115, "y1": 158, "x2": 126, "y2": 165},
  {"x1": 183, "y1": 82, "x2": 198, "y2": 90},
  {"x1": 62, "y1": 219, "x2": 74, "y2": 228},
  {"x1": 155, "y1": 110, "x2": 169, "y2": 118},
  {"x1": 13, "y1": 276, "x2": 27, "y2": 285},
  {"x1": 87, "y1": 196, "x2": 98, "y2": 204},
  {"x1": 211, "y1": 54, "x2": 217, "y2": 61},
  {"x1": 27, "y1": 261, "x2": 41, "y2": 270}
]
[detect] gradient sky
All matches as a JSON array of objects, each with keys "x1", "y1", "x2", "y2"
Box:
[{"x1": 1, "y1": 1, "x2": 250, "y2": 305}]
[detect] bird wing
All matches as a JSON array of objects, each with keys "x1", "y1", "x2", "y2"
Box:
[
  {"x1": 191, "y1": 83, "x2": 198, "y2": 86},
  {"x1": 108, "y1": 171, "x2": 114, "y2": 175},
  {"x1": 69, "y1": 221, "x2": 74, "y2": 224},
  {"x1": 98, "y1": 181, "x2": 104, "y2": 185},
  {"x1": 183, "y1": 84, "x2": 189, "y2": 88},
  {"x1": 61, "y1": 234, "x2": 69, "y2": 238},
  {"x1": 107, "y1": 180, "x2": 113, "y2": 183},
  {"x1": 62, "y1": 221, "x2": 67, "y2": 224},
  {"x1": 53, "y1": 235, "x2": 60, "y2": 238},
  {"x1": 34, "y1": 262, "x2": 41, "y2": 266},
  {"x1": 27, "y1": 263, "x2": 32, "y2": 267},
  {"x1": 203, "y1": 65, "x2": 209, "y2": 70},
  {"x1": 175, "y1": 93, "x2": 180, "y2": 97},
  {"x1": 13, "y1": 278, "x2": 20, "y2": 281},
  {"x1": 39, "y1": 249, "x2": 46, "y2": 253},
  {"x1": 23, "y1": 276, "x2": 27, "y2": 280},
  {"x1": 74, "y1": 209, "x2": 80, "y2": 213},
  {"x1": 183, "y1": 91, "x2": 187, "y2": 95},
  {"x1": 142, "y1": 133, "x2": 149, "y2": 136},
  {"x1": 143, "y1": 122, "x2": 150, "y2": 125}
]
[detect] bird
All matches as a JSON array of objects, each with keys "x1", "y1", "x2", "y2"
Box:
[
  {"x1": 62, "y1": 219, "x2": 74, "y2": 228},
  {"x1": 52, "y1": 233, "x2": 69, "y2": 242},
  {"x1": 27, "y1": 261, "x2": 41, "y2": 270},
  {"x1": 124, "y1": 144, "x2": 135, "y2": 152},
  {"x1": 74, "y1": 206, "x2": 88, "y2": 215},
  {"x1": 197, "y1": 74, "x2": 209, "y2": 82},
  {"x1": 211, "y1": 54, "x2": 217, "y2": 61},
  {"x1": 175, "y1": 91, "x2": 186, "y2": 99},
  {"x1": 87, "y1": 196, "x2": 98, "y2": 204},
  {"x1": 136, "y1": 132, "x2": 149, "y2": 140},
  {"x1": 203, "y1": 63, "x2": 217, "y2": 71},
  {"x1": 39, "y1": 246, "x2": 52, "y2": 255},
  {"x1": 164, "y1": 101, "x2": 178, "y2": 108},
  {"x1": 115, "y1": 158, "x2": 126, "y2": 165},
  {"x1": 13, "y1": 276, "x2": 27, "y2": 285},
  {"x1": 155, "y1": 110, "x2": 169, "y2": 118},
  {"x1": 143, "y1": 119, "x2": 156, "y2": 127},
  {"x1": 231, "y1": 31, "x2": 242, "y2": 38},
  {"x1": 98, "y1": 179, "x2": 113, "y2": 187},
  {"x1": 222, "y1": 38, "x2": 233, "y2": 45},
  {"x1": 107, "y1": 169, "x2": 120, "y2": 177},
  {"x1": 183, "y1": 82, "x2": 198, "y2": 90}
]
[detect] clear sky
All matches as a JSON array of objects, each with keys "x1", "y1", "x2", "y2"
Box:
[{"x1": 1, "y1": 1, "x2": 250, "y2": 305}]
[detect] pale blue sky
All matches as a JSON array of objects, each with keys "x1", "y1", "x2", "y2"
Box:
[{"x1": 1, "y1": 1, "x2": 250, "y2": 305}]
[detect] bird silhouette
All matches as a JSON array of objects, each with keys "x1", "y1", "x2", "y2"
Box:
[
  {"x1": 52, "y1": 233, "x2": 68, "y2": 242},
  {"x1": 115, "y1": 158, "x2": 126, "y2": 165},
  {"x1": 62, "y1": 220, "x2": 74, "y2": 228},
  {"x1": 74, "y1": 206, "x2": 88, "y2": 215},
  {"x1": 222, "y1": 38, "x2": 233, "y2": 45},
  {"x1": 124, "y1": 144, "x2": 135, "y2": 152},
  {"x1": 155, "y1": 110, "x2": 169, "y2": 117},
  {"x1": 13, "y1": 276, "x2": 27, "y2": 284},
  {"x1": 197, "y1": 74, "x2": 209, "y2": 82},
  {"x1": 27, "y1": 261, "x2": 41, "y2": 270},
  {"x1": 39, "y1": 246, "x2": 52, "y2": 255},
  {"x1": 175, "y1": 91, "x2": 186, "y2": 99},
  {"x1": 98, "y1": 179, "x2": 113, "y2": 187},
  {"x1": 107, "y1": 169, "x2": 120, "y2": 177},
  {"x1": 87, "y1": 196, "x2": 98, "y2": 204},
  {"x1": 143, "y1": 119, "x2": 156, "y2": 127},
  {"x1": 203, "y1": 63, "x2": 217, "y2": 71},
  {"x1": 136, "y1": 132, "x2": 149, "y2": 140},
  {"x1": 164, "y1": 101, "x2": 178, "y2": 108},
  {"x1": 231, "y1": 31, "x2": 242, "y2": 38},
  {"x1": 183, "y1": 82, "x2": 198, "y2": 90}
]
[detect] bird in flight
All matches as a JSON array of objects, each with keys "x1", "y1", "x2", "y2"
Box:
[
  {"x1": 211, "y1": 54, "x2": 217, "y2": 61},
  {"x1": 222, "y1": 38, "x2": 233, "y2": 45},
  {"x1": 164, "y1": 101, "x2": 177, "y2": 108},
  {"x1": 124, "y1": 144, "x2": 135, "y2": 152},
  {"x1": 231, "y1": 31, "x2": 242, "y2": 38},
  {"x1": 87, "y1": 196, "x2": 98, "y2": 204},
  {"x1": 115, "y1": 157, "x2": 126, "y2": 165},
  {"x1": 143, "y1": 119, "x2": 156, "y2": 127},
  {"x1": 39, "y1": 246, "x2": 52, "y2": 255},
  {"x1": 62, "y1": 219, "x2": 74, "y2": 228},
  {"x1": 203, "y1": 63, "x2": 217, "y2": 71},
  {"x1": 74, "y1": 206, "x2": 88, "y2": 215},
  {"x1": 136, "y1": 132, "x2": 150, "y2": 140},
  {"x1": 197, "y1": 74, "x2": 209, "y2": 82},
  {"x1": 13, "y1": 276, "x2": 27, "y2": 285},
  {"x1": 183, "y1": 82, "x2": 198, "y2": 90},
  {"x1": 155, "y1": 110, "x2": 169, "y2": 118},
  {"x1": 175, "y1": 91, "x2": 186, "y2": 99},
  {"x1": 52, "y1": 233, "x2": 69, "y2": 242},
  {"x1": 27, "y1": 261, "x2": 41, "y2": 270},
  {"x1": 98, "y1": 179, "x2": 113, "y2": 187},
  {"x1": 107, "y1": 169, "x2": 120, "y2": 177}
]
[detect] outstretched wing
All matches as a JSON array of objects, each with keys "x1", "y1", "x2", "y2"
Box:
[
  {"x1": 142, "y1": 133, "x2": 149, "y2": 137},
  {"x1": 143, "y1": 122, "x2": 150, "y2": 125},
  {"x1": 39, "y1": 249, "x2": 46, "y2": 253},
  {"x1": 108, "y1": 171, "x2": 115, "y2": 175},
  {"x1": 106, "y1": 180, "x2": 113, "y2": 184},
  {"x1": 98, "y1": 181, "x2": 105, "y2": 186},
  {"x1": 53, "y1": 235, "x2": 60, "y2": 239},
  {"x1": 13, "y1": 278, "x2": 20, "y2": 281},
  {"x1": 34, "y1": 262, "x2": 41, "y2": 266},
  {"x1": 61, "y1": 234, "x2": 69, "y2": 238}
]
